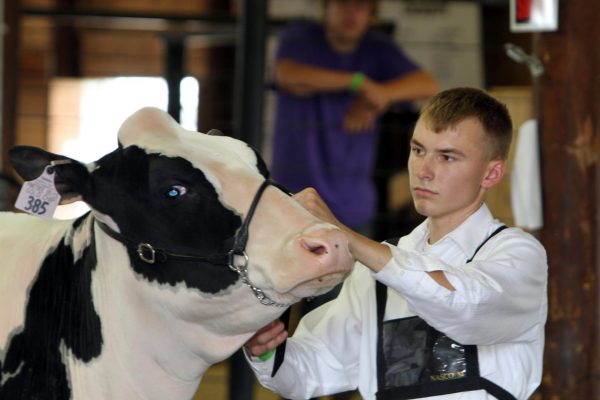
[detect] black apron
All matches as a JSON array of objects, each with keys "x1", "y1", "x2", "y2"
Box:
[{"x1": 376, "y1": 226, "x2": 517, "y2": 400}]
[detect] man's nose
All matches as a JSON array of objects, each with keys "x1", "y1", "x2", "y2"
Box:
[{"x1": 415, "y1": 156, "x2": 434, "y2": 181}]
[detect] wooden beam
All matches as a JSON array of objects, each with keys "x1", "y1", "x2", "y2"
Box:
[{"x1": 536, "y1": 0, "x2": 600, "y2": 397}]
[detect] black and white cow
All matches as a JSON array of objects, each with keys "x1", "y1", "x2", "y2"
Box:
[{"x1": 0, "y1": 107, "x2": 353, "y2": 400}]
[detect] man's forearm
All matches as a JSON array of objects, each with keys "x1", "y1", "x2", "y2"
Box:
[
  {"x1": 386, "y1": 70, "x2": 439, "y2": 100},
  {"x1": 346, "y1": 229, "x2": 455, "y2": 290},
  {"x1": 276, "y1": 59, "x2": 356, "y2": 95},
  {"x1": 367, "y1": 70, "x2": 439, "y2": 106}
]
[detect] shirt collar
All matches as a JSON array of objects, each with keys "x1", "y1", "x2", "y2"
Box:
[
  {"x1": 406, "y1": 203, "x2": 497, "y2": 258},
  {"x1": 445, "y1": 203, "x2": 496, "y2": 258}
]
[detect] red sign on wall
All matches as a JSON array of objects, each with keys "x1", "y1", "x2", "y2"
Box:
[{"x1": 511, "y1": 0, "x2": 559, "y2": 32}]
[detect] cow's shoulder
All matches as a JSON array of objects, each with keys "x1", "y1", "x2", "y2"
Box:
[{"x1": 0, "y1": 213, "x2": 101, "y2": 400}]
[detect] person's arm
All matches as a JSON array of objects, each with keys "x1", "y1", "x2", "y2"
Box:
[
  {"x1": 344, "y1": 69, "x2": 438, "y2": 133},
  {"x1": 294, "y1": 187, "x2": 455, "y2": 290},
  {"x1": 276, "y1": 59, "x2": 438, "y2": 106},
  {"x1": 359, "y1": 69, "x2": 439, "y2": 113},
  {"x1": 378, "y1": 230, "x2": 548, "y2": 345},
  {"x1": 344, "y1": 228, "x2": 455, "y2": 290},
  {"x1": 294, "y1": 188, "x2": 547, "y2": 344},
  {"x1": 245, "y1": 320, "x2": 288, "y2": 358},
  {"x1": 343, "y1": 96, "x2": 378, "y2": 133},
  {"x1": 244, "y1": 271, "x2": 365, "y2": 399},
  {"x1": 275, "y1": 59, "x2": 357, "y2": 96}
]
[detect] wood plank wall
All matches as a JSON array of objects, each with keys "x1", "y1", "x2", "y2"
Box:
[{"x1": 13, "y1": 0, "x2": 236, "y2": 151}]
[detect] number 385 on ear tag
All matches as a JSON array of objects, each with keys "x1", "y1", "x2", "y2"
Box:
[{"x1": 15, "y1": 166, "x2": 61, "y2": 219}]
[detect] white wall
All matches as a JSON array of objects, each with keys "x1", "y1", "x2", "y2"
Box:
[{"x1": 380, "y1": 0, "x2": 484, "y2": 90}]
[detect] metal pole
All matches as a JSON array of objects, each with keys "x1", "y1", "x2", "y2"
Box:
[
  {"x1": 230, "y1": 5, "x2": 268, "y2": 400},
  {"x1": 233, "y1": 0, "x2": 267, "y2": 149},
  {"x1": 165, "y1": 36, "x2": 185, "y2": 123}
]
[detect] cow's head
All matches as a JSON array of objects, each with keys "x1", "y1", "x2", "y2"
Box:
[{"x1": 8, "y1": 108, "x2": 353, "y2": 344}]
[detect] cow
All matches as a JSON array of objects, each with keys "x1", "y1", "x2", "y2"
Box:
[{"x1": 0, "y1": 107, "x2": 353, "y2": 400}]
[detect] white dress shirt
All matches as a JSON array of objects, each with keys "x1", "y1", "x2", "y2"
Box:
[{"x1": 248, "y1": 204, "x2": 548, "y2": 400}]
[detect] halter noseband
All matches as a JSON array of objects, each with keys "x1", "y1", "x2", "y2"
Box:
[{"x1": 95, "y1": 178, "x2": 291, "y2": 307}]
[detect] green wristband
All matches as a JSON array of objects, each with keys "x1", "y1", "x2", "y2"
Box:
[
  {"x1": 258, "y1": 349, "x2": 275, "y2": 362},
  {"x1": 349, "y1": 72, "x2": 365, "y2": 93}
]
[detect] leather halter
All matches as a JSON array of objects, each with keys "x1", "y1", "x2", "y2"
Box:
[{"x1": 95, "y1": 178, "x2": 292, "y2": 307}]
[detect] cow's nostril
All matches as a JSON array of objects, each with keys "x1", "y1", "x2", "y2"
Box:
[
  {"x1": 311, "y1": 245, "x2": 327, "y2": 255},
  {"x1": 302, "y1": 240, "x2": 328, "y2": 256}
]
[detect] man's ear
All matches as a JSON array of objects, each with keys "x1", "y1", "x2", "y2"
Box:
[
  {"x1": 8, "y1": 146, "x2": 91, "y2": 204},
  {"x1": 481, "y1": 159, "x2": 506, "y2": 190}
]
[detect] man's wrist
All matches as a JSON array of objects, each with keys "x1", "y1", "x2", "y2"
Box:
[
  {"x1": 258, "y1": 349, "x2": 275, "y2": 362},
  {"x1": 349, "y1": 72, "x2": 366, "y2": 93}
]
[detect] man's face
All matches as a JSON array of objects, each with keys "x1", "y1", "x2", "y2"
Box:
[
  {"x1": 325, "y1": 0, "x2": 373, "y2": 45},
  {"x1": 408, "y1": 117, "x2": 501, "y2": 224}
]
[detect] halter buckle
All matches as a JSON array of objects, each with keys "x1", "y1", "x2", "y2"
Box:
[
  {"x1": 137, "y1": 243, "x2": 156, "y2": 264},
  {"x1": 228, "y1": 249, "x2": 249, "y2": 273}
]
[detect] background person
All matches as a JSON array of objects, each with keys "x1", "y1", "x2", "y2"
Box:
[
  {"x1": 245, "y1": 87, "x2": 548, "y2": 400},
  {"x1": 270, "y1": 0, "x2": 438, "y2": 237}
]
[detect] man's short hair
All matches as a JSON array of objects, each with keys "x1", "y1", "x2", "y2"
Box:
[
  {"x1": 321, "y1": 0, "x2": 379, "y2": 17},
  {"x1": 419, "y1": 87, "x2": 513, "y2": 160}
]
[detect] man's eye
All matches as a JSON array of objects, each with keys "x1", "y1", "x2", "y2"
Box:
[{"x1": 165, "y1": 185, "x2": 188, "y2": 198}]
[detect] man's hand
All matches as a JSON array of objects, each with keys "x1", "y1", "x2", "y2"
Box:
[
  {"x1": 244, "y1": 320, "x2": 288, "y2": 357},
  {"x1": 343, "y1": 96, "x2": 378, "y2": 133},
  {"x1": 359, "y1": 78, "x2": 391, "y2": 113},
  {"x1": 344, "y1": 77, "x2": 392, "y2": 133},
  {"x1": 293, "y1": 188, "x2": 345, "y2": 229},
  {"x1": 295, "y1": 187, "x2": 392, "y2": 273}
]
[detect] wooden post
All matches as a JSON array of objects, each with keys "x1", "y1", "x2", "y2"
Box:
[{"x1": 536, "y1": 0, "x2": 600, "y2": 397}]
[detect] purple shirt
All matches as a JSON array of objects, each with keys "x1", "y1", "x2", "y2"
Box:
[{"x1": 271, "y1": 21, "x2": 420, "y2": 228}]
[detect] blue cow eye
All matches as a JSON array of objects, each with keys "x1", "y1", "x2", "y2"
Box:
[{"x1": 165, "y1": 185, "x2": 187, "y2": 198}]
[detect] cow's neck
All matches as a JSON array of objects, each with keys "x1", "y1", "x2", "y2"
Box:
[{"x1": 68, "y1": 218, "x2": 283, "y2": 399}]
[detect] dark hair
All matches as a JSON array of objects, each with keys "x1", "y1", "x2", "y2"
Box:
[
  {"x1": 419, "y1": 87, "x2": 513, "y2": 160},
  {"x1": 321, "y1": 0, "x2": 379, "y2": 17}
]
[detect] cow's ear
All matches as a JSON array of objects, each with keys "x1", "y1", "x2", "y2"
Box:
[
  {"x1": 8, "y1": 146, "x2": 90, "y2": 204},
  {"x1": 9, "y1": 146, "x2": 64, "y2": 181}
]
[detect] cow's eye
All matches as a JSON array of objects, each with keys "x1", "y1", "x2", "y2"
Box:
[{"x1": 165, "y1": 185, "x2": 188, "y2": 198}]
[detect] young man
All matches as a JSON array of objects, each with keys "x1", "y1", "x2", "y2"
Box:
[{"x1": 245, "y1": 87, "x2": 548, "y2": 400}]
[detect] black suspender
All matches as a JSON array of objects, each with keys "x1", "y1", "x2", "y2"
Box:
[{"x1": 466, "y1": 226, "x2": 508, "y2": 263}]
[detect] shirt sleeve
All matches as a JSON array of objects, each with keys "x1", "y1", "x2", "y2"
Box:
[
  {"x1": 246, "y1": 266, "x2": 368, "y2": 399},
  {"x1": 374, "y1": 230, "x2": 547, "y2": 345},
  {"x1": 368, "y1": 31, "x2": 420, "y2": 81}
]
